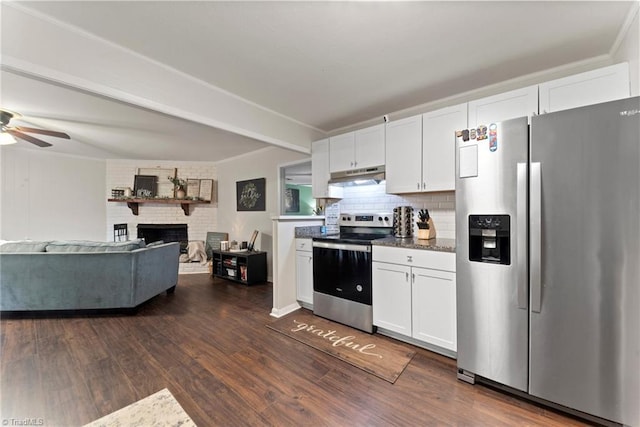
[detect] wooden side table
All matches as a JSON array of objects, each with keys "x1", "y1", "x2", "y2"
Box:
[{"x1": 211, "y1": 250, "x2": 267, "y2": 285}]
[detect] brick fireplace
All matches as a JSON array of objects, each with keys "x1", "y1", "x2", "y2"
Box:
[
  {"x1": 106, "y1": 159, "x2": 218, "y2": 274},
  {"x1": 137, "y1": 223, "x2": 188, "y2": 253}
]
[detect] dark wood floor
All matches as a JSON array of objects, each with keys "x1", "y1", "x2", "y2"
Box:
[{"x1": 1, "y1": 274, "x2": 591, "y2": 426}]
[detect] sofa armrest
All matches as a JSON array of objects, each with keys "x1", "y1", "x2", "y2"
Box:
[{"x1": 132, "y1": 242, "x2": 180, "y2": 305}]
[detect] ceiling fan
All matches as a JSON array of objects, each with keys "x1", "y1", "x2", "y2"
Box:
[{"x1": 0, "y1": 109, "x2": 70, "y2": 147}]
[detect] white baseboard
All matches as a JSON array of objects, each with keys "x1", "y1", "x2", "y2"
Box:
[{"x1": 270, "y1": 302, "x2": 301, "y2": 318}]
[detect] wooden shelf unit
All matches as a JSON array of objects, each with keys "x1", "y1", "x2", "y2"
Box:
[
  {"x1": 107, "y1": 198, "x2": 210, "y2": 216},
  {"x1": 212, "y1": 250, "x2": 267, "y2": 285}
]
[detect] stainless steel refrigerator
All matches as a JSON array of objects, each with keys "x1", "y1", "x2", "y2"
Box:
[{"x1": 455, "y1": 96, "x2": 639, "y2": 426}]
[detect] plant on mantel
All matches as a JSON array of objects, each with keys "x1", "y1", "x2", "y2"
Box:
[
  {"x1": 168, "y1": 175, "x2": 187, "y2": 190},
  {"x1": 168, "y1": 176, "x2": 187, "y2": 199}
]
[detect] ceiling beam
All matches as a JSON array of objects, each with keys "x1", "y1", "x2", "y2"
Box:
[{"x1": 1, "y1": 3, "x2": 325, "y2": 154}]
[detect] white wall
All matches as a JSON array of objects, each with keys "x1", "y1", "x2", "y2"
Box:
[
  {"x1": 613, "y1": 4, "x2": 640, "y2": 96},
  {"x1": 216, "y1": 146, "x2": 310, "y2": 280},
  {"x1": 1, "y1": 146, "x2": 106, "y2": 240}
]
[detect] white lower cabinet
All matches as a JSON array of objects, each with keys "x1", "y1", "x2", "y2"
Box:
[
  {"x1": 411, "y1": 266, "x2": 456, "y2": 351},
  {"x1": 373, "y1": 246, "x2": 456, "y2": 353},
  {"x1": 372, "y1": 263, "x2": 412, "y2": 335},
  {"x1": 295, "y1": 239, "x2": 313, "y2": 307}
]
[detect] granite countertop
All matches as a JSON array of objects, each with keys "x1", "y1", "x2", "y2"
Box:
[
  {"x1": 295, "y1": 227, "x2": 456, "y2": 252},
  {"x1": 294, "y1": 226, "x2": 323, "y2": 238},
  {"x1": 372, "y1": 236, "x2": 456, "y2": 253}
]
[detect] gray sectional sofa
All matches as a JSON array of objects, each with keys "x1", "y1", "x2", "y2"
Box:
[{"x1": 0, "y1": 239, "x2": 180, "y2": 311}]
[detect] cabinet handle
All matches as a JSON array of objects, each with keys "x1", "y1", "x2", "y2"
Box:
[
  {"x1": 405, "y1": 272, "x2": 409, "y2": 282},
  {"x1": 308, "y1": 257, "x2": 312, "y2": 263},
  {"x1": 422, "y1": 182, "x2": 426, "y2": 189},
  {"x1": 417, "y1": 183, "x2": 420, "y2": 190},
  {"x1": 407, "y1": 255, "x2": 413, "y2": 263},
  {"x1": 412, "y1": 273, "x2": 415, "y2": 283}
]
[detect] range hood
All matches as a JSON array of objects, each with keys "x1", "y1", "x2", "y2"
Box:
[{"x1": 328, "y1": 165, "x2": 385, "y2": 186}]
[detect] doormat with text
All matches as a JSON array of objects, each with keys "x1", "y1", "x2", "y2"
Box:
[{"x1": 267, "y1": 311, "x2": 416, "y2": 383}]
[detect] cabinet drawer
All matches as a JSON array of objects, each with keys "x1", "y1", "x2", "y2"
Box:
[
  {"x1": 372, "y1": 246, "x2": 455, "y2": 272},
  {"x1": 295, "y1": 238, "x2": 312, "y2": 252}
]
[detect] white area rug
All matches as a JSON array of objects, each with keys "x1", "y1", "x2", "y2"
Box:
[{"x1": 83, "y1": 388, "x2": 196, "y2": 427}]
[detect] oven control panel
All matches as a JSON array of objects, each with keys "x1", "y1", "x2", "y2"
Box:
[{"x1": 339, "y1": 213, "x2": 393, "y2": 227}]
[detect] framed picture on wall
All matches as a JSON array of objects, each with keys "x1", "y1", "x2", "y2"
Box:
[
  {"x1": 199, "y1": 179, "x2": 214, "y2": 201},
  {"x1": 186, "y1": 179, "x2": 200, "y2": 199},
  {"x1": 236, "y1": 178, "x2": 266, "y2": 211},
  {"x1": 133, "y1": 175, "x2": 157, "y2": 198},
  {"x1": 284, "y1": 188, "x2": 300, "y2": 213},
  {"x1": 138, "y1": 167, "x2": 175, "y2": 198}
]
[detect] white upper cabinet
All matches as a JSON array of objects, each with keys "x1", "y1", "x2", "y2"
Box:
[
  {"x1": 354, "y1": 124, "x2": 385, "y2": 169},
  {"x1": 311, "y1": 138, "x2": 343, "y2": 199},
  {"x1": 539, "y1": 63, "x2": 630, "y2": 114},
  {"x1": 467, "y1": 85, "x2": 538, "y2": 128},
  {"x1": 329, "y1": 132, "x2": 355, "y2": 172},
  {"x1": 422, "y1": 103, "x2": 467, "y2": 192},
  {"x1": 329, "y1": 124, "x2": 385, "y2": 172},
  {"x1": 386, "y1": 104, "x2": 465, "y2": 194},
  {"x1": 385, "y1": 114, "x2": 423, "y2": 194}
]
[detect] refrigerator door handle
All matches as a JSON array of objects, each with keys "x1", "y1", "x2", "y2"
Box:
[
  {"x1": 516, "y1": 162, "x2": 528, "y2": 309},
  {"x1": 530, "y1": 162, "x2": 542, "y2": 313}
]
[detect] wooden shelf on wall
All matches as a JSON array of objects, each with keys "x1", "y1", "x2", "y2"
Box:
[{"x1": 107, "y1": 198, "x2": 211, "y2": 216}]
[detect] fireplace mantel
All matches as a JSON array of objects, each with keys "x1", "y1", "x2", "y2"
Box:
[{"x1": 108, "y1": 198, "x2": 210, "y2": 216}]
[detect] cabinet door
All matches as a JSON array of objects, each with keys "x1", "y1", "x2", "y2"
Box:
[
  {"x1": 422, "y1": 103, "x2": 467, "y2": 192},
  {"x1": 355, "y1": 124, "x2": 385, "y2": 169},
  {"x1": 311, "y1": 138, "x2": 343, "y2": 199},
  {"x1": 372, "y1": 262, "x2": 412, "y2": 335},
  {"x1": 412, "y1": 266, "x2": 456, "y2": 351},
  {"x1": 296, "y1": 251, "x2": 314, "y2": 306},
  {"x1": 329, "y1": 132, "x2": 355, "y2": 172},
  {"x1": 539, "y1": 63, "x2": 630, "y2": 114},
  {"x1": 385, "y1": 115, "x2": 423, "y2": 194},
  {"x1": 468, "y1": 85, "x2": 538, "y2": 128}
]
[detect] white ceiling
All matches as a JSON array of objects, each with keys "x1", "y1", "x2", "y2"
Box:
[
  {"x1": 1, "y1": 1, "x2": 635, "y2": 161},
  {"x1": 1, "y1": 70, "x2": 271, "y2": 160}
]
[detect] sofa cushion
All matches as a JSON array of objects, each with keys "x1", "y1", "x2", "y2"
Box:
[
  {"x1": 45, "y1": 239, "x2": 146, "y2": 253},
  {"x1": 0, "y1": 240, "x2": 50, "y2": 253}
]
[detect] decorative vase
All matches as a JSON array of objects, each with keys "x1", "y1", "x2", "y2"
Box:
[{"x1": 176, "y1": 188, "x2": 186, "y2": 199}]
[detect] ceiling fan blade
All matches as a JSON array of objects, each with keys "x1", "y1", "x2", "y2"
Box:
[
  {"x1": 7, "y1": 130, "x2": 53, "y2": 147},
  {"x1": 14, "y1": 126, "x2": 70, "y2": 139}
]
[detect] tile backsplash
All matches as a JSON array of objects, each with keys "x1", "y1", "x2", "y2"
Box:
[{"x1": 329, "y1": 182, "x2": 456, "y2": 239}]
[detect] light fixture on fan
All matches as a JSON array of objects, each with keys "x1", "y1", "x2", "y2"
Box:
[
  {"x1": 0, "y1": 131, "x2": 17, "y2": 145},
  {"x1": 0, "y1": 109, "x2": 70, "y2": 147}
]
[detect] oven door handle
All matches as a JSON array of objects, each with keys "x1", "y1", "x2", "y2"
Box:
[{"x1": 312, "y1": 241, "x2": 371, "y2": 253}]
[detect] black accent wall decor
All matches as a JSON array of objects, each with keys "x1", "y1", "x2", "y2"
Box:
[{"x1": 236, "y1": 178, "x2": 266, "y2": 211}]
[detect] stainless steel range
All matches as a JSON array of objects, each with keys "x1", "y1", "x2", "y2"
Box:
[{"x1": 312, "y1": 213, "x2": 393, "y2": 333}]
